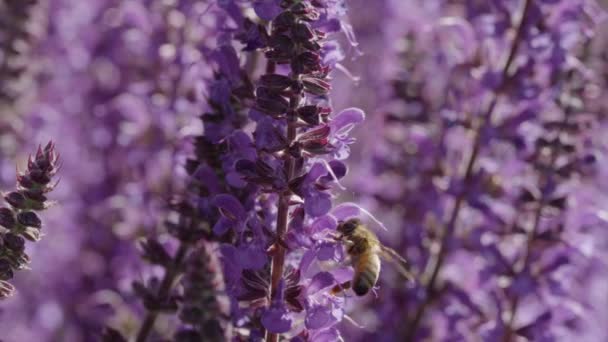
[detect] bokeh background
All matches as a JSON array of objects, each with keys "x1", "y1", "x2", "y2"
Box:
[{"x1": 1, "y1": 0, "x2": 608, "y2": 341}]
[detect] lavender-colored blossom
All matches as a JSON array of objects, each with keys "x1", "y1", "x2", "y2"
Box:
[{"x1": 166, "y1": 1, "x2": 369, "y2": 341}]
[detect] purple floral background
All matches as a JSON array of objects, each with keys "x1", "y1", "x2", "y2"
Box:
[{"x1": 1, "y1": 0, "x2": 608, "y2": 341}]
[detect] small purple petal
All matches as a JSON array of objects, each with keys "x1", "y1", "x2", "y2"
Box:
[
  {"x1": 307, "y1": 272, "x2": 335, "y2": 295},
  {"x1": 213, "y1": 194, "x2": 245, "y2": 220},
  {"x1": 226, "y1": 171, "x2": 247, "y2": 188},
  {"x1": 239, "y1": 245, "x2": 268, "y2": 270},
  {"x1": 305, "y1": 191, "x2": 332, "y2": 217},
  {"x1": 299, "y1": 249, "x2": 316, "y2": 274},
  {"x1": 306, "y1": 305, "x2": 336, "y2": 330},
  {"x1": 213, "y1": 217, "x2": 233, "y2": 236},
  {"x1": 212, "y1": 45, "x2": 241, "y2": 85},
  {"x1": 261, "y1": 305, "x2": 292, "y2": 333},
  {"x1": 310, "y1": 215, "x2": 337, "y2": 233},
  {"x1": 307, "y1": 162, "x2": 327, "y2": 181},
  {"x1": 330, "y1": 108, "x2": 365, "y2": 135},
  {"x1": 253, "y1": 0, "x2": 282, "y2": 21},
  {"x1": 316, "y1": 243, "x2": 339, "y2": 261},
  {"x1": 322, "y1": 160, "x2": 347, "y2": 181},
  {"x1": 193, "y1": 166, "x2": 221, "y2": 194},
  {"x1": 331, "y1": 203, "x2": 360, "y2": 221},
  {"x1": 311, "y1": 327, "x2": 340, "y2": 342},
  {"x1": 254, "y1": 118, "x2": 288, "y2": 152}
]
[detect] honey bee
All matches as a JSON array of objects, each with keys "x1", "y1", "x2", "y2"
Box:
[{"x1": 333, "y1": 218, "x2": 413, "y2": 296}]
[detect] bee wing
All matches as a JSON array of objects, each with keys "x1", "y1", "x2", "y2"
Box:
[{"x1": 379, "y1": 245, "x2": 415, "y2": 282}]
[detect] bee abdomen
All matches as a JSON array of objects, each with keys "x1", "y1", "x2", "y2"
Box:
[{"x1": 352, "y1": 254, "x2": 380, "y2": 296}]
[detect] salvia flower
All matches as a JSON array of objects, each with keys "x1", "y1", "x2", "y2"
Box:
[
  {"x1": 104, "y1": 3, "x2": 255, "y2": 340},
  {"x1": 0, "y1": 142, "x2": 59, "y2": 299},
  {"x1": 197, "y1": 1, "x2": 367, "y2": 341}
]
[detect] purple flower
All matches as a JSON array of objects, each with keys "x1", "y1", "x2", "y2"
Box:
[
  {"x1": 212, "y1": 194, "x2": 247, "y2": 235},
  {"x1": 261, "y1": 281, "x2": 293, "y2": 333}
]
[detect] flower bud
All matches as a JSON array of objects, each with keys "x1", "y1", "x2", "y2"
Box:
[
  {"x1": 4, "y1": 233, "x2": 25, "y2": 253},
  {"x1": 292, "y1": 52, "x2": 321, "y2": 75},
  {"x1": 4, "y1": 191, "x2": 26, "y2": 209},
  {"x1": 255, "y1": 87, "x2": 290, "y2": 116},
  {"x1": 302, "y1": 76, "x2": 331, "y2": 96},
  {"x1": 260, "y1": 74, "x2": 294, "y2": 91},
  {"x1": 17, "y1": 211, "x2": 41, "y2": 229},
  {"x1": 0, "y1": 260, "x2": 13, "y2": 281},
  {"x1": 0, "y1": 208, "x2": 16, "y2": 229}
]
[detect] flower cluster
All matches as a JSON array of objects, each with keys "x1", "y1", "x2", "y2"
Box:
[
  {"x1": 177, "y1": 0, "x2": 368, "y2": 341},
  {"x1": 0, "y1": 142, "x2": 59, "y2": 298}
]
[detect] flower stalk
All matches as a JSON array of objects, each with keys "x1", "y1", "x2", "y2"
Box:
[{"x1": 267, "y1": 80, "x2": 299, "y2": 342}]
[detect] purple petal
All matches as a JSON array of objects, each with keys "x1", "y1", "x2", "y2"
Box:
[
  {"x1": 213, "y1": 194, "x2": 245, "y2": 220},
  {"x1": 330, "y1": 108, "x2": 365, "y2": 135},
  {"x1": 331, "y1": 268, "x2": 354, "y2": 283},
  {"x1": 261, "y1": 305, "x2": 292, "y2": 333},
  {"x1": 331, "y1": 203, "x2": 361, "y2": 221},
  {"x1": 213, "y1": 217, "x2": 233, "y2": 236},
  {"x1": 311, "y1": 327, "x2": 340, "y2": 342},
  {"x1": 238, "y1": 245, "x2": 268, "y2": 270},
  {"x1": 193, "y1": 166, "x2": 221, "y2": 194},
  {"x1": 306, "y1": 305, "x2": 336, "y2": 330},
  {"x1": 225, "y1": 171, "x2": 247, "y2": 188},
  {"x1": 231, "y1": 130, "x2": 253, "y2": 146},
  {"x1": 218, "y1": 0, "x2": 244, "y2": 28},
  {"x1": 299, "y1": 249, "x2": 316, "y2": 275},
  {"x1": 307, "y1": 272, "x2": 335, "y2": 295},
  {"x1": 307, "y1": 162, "x2": 327, "y2": 181},
  {"x1": 316, "y1": 243, "x2": 339, "y2": 261},
  {"x1": 310, "y1": 215, "x2": 337, "y2": 233},
  {"x1": 305, "y1": 191, "x2": 332, "y2": 217},
  {"x1": 320, "y1": 160, "x2": 347, "y2": 182},
  {"x1": 253, "y1": 0, "x2": 282, "y2": 21},
  {"x1": 254, "y1": 118, "x2": 288, "y2": 152},
  {"x1": 219, "y1": 244, "x2": 242, "y2": 283},
  {"x1": 212, "y1": 45, "x2": 241, "y2": 85}
]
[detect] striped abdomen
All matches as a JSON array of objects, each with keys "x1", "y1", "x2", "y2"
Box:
[{"x1": 352, "y1": 252, "x2": 381, "y2": 296}]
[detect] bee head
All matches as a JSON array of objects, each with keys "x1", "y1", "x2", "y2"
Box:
[{"x1": 337, "y1": 218, "x2": 361, "y2": 236}]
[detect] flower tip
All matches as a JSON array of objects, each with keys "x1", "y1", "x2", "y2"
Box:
[
  {"x1": 0, "y1": 280, "x2": 15, "y2": 299},
  {"x1": 43, "y1": 141, "x2": 54, "y2": 151}
]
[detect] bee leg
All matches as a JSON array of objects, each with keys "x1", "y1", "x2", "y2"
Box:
[
  {"x1": 342, "y1": 239, "x2": 355, "y2": 248},
  {"x1": 330, "y1": 281, "x2": 352, "y2": 295},
  {"x1": 328, "y1": 232, "x2": 343, "y2": 241}
]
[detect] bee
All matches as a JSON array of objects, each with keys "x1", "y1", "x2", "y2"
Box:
[{"x1": 333, "y1": 218, "x2": 413, "y2": 296}]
